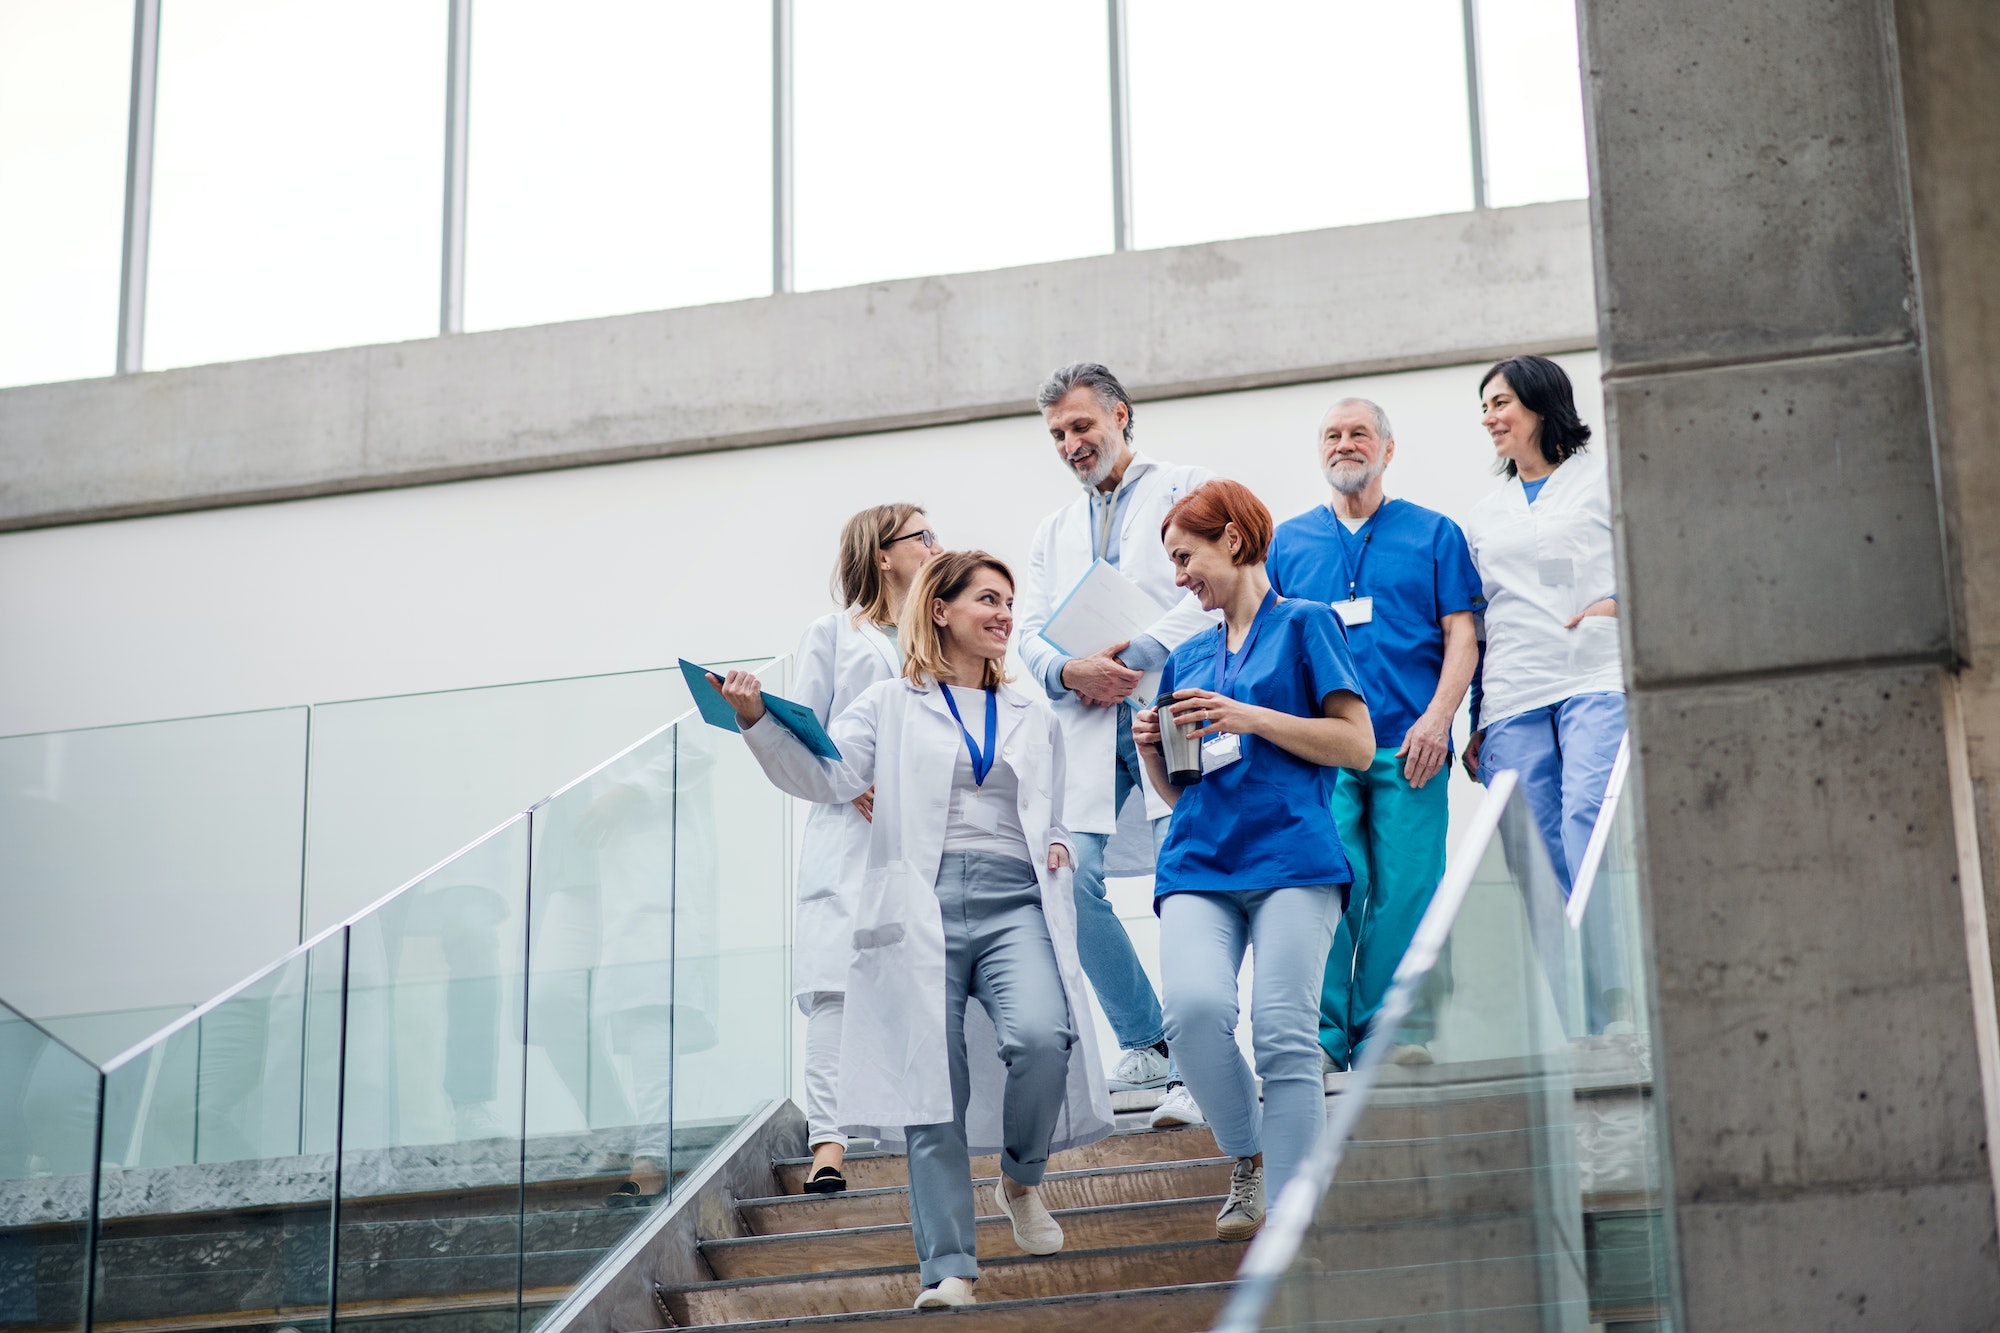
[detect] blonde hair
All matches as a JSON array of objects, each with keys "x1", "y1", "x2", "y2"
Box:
[
  {"x1": 899, "y1": 550, "x2": 1014, "y2": 691},
  {"x1": 833, "y1": 503, "x2": 926, "y2": 627}
]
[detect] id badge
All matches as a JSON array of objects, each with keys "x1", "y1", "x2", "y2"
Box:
[
  {"x1": 957, "y1": 790, "x2": 1001, "y2": 833},
  {"x1": 1537, "y1": 558, "x2": 1574, "y2": 587},
  {"x1": 1201, "y1": 732, "x2": 1243, "y2": 772},
  {"x1": 1332, "y1": 596, "x2": 1374, "y2": 626}
]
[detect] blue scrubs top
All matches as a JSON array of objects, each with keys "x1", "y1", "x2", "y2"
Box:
[
  {"x1": 1154, "y1": 593, "x2": 1366, "y2": 902},
  {"x1": 1267, "y1": 499, "x2": 1483, "y2": 752}
]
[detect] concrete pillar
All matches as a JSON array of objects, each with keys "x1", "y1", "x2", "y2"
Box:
[{"x1": 1576, "y1": 0, "x2": 2000, "y2": 1324}]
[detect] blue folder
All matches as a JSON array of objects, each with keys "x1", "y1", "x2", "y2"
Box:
[{"x1": 678, "y1": 659, "x2": 843, "y2": 761}]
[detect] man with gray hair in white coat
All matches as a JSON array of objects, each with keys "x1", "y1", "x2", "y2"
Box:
[{"x1": 1017, "y1": 362, "x2": 1217, "y2": 1130}]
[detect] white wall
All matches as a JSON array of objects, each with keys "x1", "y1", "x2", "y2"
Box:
[{"x1": 0, "y1": 353, "x2": 1602, "y2": 1060}]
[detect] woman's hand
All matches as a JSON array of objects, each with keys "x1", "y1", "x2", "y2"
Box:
[
  {"x1": 1166, "y1": 688, "x2": 1261, "y2": 741},
  {"x1": 712, "y1": 670, "x2": 768, "y2": 729},
  {"x1": 1564, "y1": 597, "x2": 1617, "y2": 629},
  {"x1": 1047, "y1": 842, "x2": 1072, "y2": 872},
  {"x1": 1462, "y1": 728, "x2": 1486, "y2": 781},
  {"x1": 1130, "y1": 705, "x2": 1164, "y2": 752},
  {"x1": 851, "y1": 787, "x2": 875, "y2": 822}
]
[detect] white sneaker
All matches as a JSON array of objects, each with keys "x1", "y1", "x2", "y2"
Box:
[
  {"x1": 1109, "y1": 1046, "x2": 1172, "y2": 1090},
  {"x1": 913, "y1": 1276, "x2": 976, "y2": 1308},
  {"x1": 1215, "y1": 1158, "x2": 1265, "y2": 1241},
  {"x1": 992, "y1": 1181, "x2": 1064, "y2": 1254},
  {"x1": 1148, "y1": 1083, "x2": 1205, "y2": 1129},
  {"x1": 1389, "y1": 1043, "x2": 1434, "y2": 1067}
]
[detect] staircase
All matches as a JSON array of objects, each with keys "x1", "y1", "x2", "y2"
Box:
[{"x1": 650, "y1": 1114, "x2": 1242, "y2": 1331}]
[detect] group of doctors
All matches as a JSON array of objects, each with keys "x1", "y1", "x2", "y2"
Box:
[{"x1": 709, "y1": 353, "x2": 1628, "y2": 1309}]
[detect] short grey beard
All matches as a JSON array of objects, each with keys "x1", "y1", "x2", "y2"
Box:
[
  {"x1": 1324, "y1": 458, "x2": 1384, "y2": 495},
  {"x1": 1071, "y1": 446, "x2": 1119, "y2": 490}
]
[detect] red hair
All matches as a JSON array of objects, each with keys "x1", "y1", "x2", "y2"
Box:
[{"x1": 1160, "y1": 479, "x2": 1273, "y2": 566}]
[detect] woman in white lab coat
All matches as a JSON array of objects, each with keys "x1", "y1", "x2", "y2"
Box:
[
  {"x1": 1461, "y1": 353, "x2": 1631, "y2": 1034},
  {"x1": 715, "y1": 551, "x2": 1112, "y2": 1310},
  {"x1": 790, "y1": 503, "x2": 941, "y2": 1193}
]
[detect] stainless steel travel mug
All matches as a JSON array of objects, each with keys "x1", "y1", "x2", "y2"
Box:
[{"x1": 1156, "y1": 692, "x2": 1203, "y2": 787}]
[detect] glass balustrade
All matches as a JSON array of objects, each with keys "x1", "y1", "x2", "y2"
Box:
[
  {"x1": 0, "y1": 660, "x2": 791, "y2": 1332},
  {"x1": 1216, "y1": 766, "x2": 1680, "y2": 1332}
]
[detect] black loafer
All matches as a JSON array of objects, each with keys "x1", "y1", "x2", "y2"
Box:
[{"x1": 803, "y1": 1165, "x2": 847, "y2": 1194}]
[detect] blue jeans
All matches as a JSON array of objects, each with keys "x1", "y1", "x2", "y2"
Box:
[
  {"x1": 1160, "y1": 885, "x2": 1343, "y2": 1201},
  {"x1": 1070, "y1": 705, "x2": 1169, "y2": 1052},
  {"x1": 1480, "y1": 691, "x2": 1630, "y2": 1032}
]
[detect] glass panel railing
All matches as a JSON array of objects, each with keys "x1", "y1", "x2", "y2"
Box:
[
  {"x1": 0, "y1": 708, "x2": 311, "y2": 1063},
  {"x1": 304, "y1": 666, "x2": 696, "y2": 935},
  {"x1": 1220, "y1": 773, "x2": 1596, "y2": 1331},
  {"x1": 0, "y1": 1002, "x2": 101, "y2": 1333},
  {"x1": 1, "y1": 657, "x2": 793, "y2": 1333},
  {"x1": 91, "y1": 931, "x2": 346, "y2": 1333}
]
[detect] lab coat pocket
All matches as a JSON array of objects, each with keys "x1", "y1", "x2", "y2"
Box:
[
  {"x1": 1567, "y1": 614, "x2": 1621, "y2": 674},
  {"x1": 851, "y1": 861, "x2": 928, "y2": 951}
]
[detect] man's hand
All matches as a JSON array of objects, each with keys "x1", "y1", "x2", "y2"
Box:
[
  {"x1": 1564, "y1": 597, "x2": 1617, "y2": 630},
  {"x1": 1462, "y1": 728, "x2": 1486, "y2": 782},
  {"x1": 851, "y1": 787, "x2": 875, "y2": 822},
  {"x1": 1061, "y1": 642, "x2": 1142, "y2": 708},
  {"x1": 713, "y1": 670, "x2": 768, "y2": 729},
  {"x1": 1047, "y1": 842, "x2": 1072, "y2": 872},
  {"x1": 1397, "y1": 713, "x2": 1452, "y2": 789}
]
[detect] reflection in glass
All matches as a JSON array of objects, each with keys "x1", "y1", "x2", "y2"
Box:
[
  {"x1": 339, "y1": 819, "x2": 528, "y2": 1330},
  {"x1": 144, "y1": 0, "x2": 444, "y2": 369},
  {"x1": 1476, "y1": 0, "x2": 1590, "y2": 207},
  {"x1": 0, "y1": 1003, "x2": 99, "y2": 1333},
  {"x1": 0, "y1": 0, "x2": 129, "y2": 388},
  {"x1": 1129, "y1": 0, "x2": 1472, "y2": 250},
  {"x1": 91, "y1": 933, "x2": 344, "y2": 1333},
  {"x1": 465, "y1": 0, "x2": 772, "y2": 331},
  {"x1": 793, "y1": 0, "x2": 1112, "y2": 290}
]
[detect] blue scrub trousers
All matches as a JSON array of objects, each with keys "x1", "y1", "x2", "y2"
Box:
[
  {"x1": 1069, "y1": 704, "x2": 1170, "y2": 1053},
  {"x1": 1479, "y1": 691, "x2": 1630, "y2": 1032},
  {"x1": 1159, "y1": 885, "x2": 1343, "y2": 1203},
  {"x1": 904, "y1": 852, "x2": 1075, "y2": 1286},
  {"x1": 1319, "y1": 748, "x2": 1451, "y2": 1068}
]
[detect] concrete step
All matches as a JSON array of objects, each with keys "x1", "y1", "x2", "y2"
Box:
[
  {"x1": 702, "y1": 1195, "x2": 1227, "y2": 1279},
  {"x1": 660, "y1": 1237, "x2": 1249, "y2": 1325},
  {"x1": 773, "y1": 1124, "x2": 1220, "y2": 1193},
  {"x1": 662, "y1": 1280, "x2": 1236, "y2": 1332},
  {"x1": 1264, "y1": 1252, "x2": 1579, "y2": 1325},
  {"x1": 736, "y1": 1158, "x2": 1236, "y2": 1236}
]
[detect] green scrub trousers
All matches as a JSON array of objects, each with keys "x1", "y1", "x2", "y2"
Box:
[{"x1": 1319, "y1": 747, "x2": 1451, "y2": 1067}]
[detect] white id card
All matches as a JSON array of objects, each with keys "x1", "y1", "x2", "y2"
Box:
[
  {"x1": 1537, "y1": 558, "x2": 1574, "y2": 587},
  {"x1": 1201, "y1": 732, "x2": 1243, "y2": 772},
  {"x1": 1332, "y1": 596, "x2": 1374, "y2": 626},
  {"x1": 956, "y1": 790, "x2": 1001, "y2": 833}
]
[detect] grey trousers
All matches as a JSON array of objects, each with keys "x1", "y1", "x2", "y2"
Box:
[{"x1": 905, "y1": 851, "x2": 1075, "y2": 1285}]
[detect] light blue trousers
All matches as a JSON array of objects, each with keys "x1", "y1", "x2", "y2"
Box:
[
  {"x1": 1159, "y1": 885, "x2": 1343, "y2": 1201},
  {"x1": 1070, "y1": 704, "x2": 1170, "y2": 1052},
  {"x1": 1480, "y1": 691, "x2": 1630, "y2": 1032},
  {"x1": 904, "y1": 852, "x2": 1075, "y2": 1285}
]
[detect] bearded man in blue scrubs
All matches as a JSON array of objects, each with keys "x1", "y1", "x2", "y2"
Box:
[{"x1": 1267, "y1": 398, "x2": 1482, "y2": 1069}]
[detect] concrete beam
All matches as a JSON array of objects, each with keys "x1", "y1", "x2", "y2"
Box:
[{"x1": 0, "y1": 202, "x2": 1595, "y2": 531}]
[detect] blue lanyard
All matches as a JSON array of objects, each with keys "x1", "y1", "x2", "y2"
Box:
[
  {"x1": 1332, "y1": 502, "x2": 1387, "y2": 602},
  {"x1": 1217, "y1": 589, "x2": 1278, "y2": 696},
  {"x1": 940, "y1": 685, "x2": 999, "y2": 786}
]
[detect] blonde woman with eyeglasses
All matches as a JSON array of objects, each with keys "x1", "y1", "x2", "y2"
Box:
[
  {"x1": 788, "y1": 504, "x2": 942, "y2": 1195},
  {"x1": 714, "y1": 551, "x2": 1111, "y2": 1309}
]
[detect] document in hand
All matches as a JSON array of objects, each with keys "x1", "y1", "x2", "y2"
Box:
[
  {"x1": 1039, "y1": 560, "x2": 1165, "y2": 703},
  {"x1": 677, "y1": 659, "x2": 843, "y2": 760}
]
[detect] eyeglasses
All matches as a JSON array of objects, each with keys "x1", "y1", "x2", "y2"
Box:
[{"x1": 883, "y1": 528, "x2": 939, "y2": 551}]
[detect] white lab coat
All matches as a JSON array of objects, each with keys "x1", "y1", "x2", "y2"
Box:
[
  {"x1": 788, "y1": 609, "x2": 902, "y2": 1008},
  {"x1": 741, "y1": 677, "x2": 1115, "y2": 1156},
  {"x1": 1463, "y1": 448, "x2": 1626, "y2": 727},
  {"x1": 1016, "y1": 453, "x2": 1220, "y2": 835}
]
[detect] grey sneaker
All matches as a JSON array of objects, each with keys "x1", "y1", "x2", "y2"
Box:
[
  {"x1": 1216, "y1": 1157, "x2": 1265, "y2": 1241},
  {"x1": 1108, "y1": 1046, "x2": 1172, "y2": 1091}
]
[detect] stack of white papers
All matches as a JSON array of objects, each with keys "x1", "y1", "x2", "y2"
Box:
[{"x1": 1039, "y1": 560, "x2": 1166, "y2": 704}]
